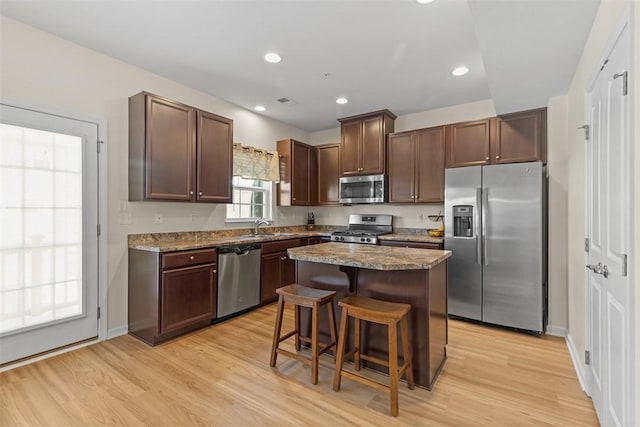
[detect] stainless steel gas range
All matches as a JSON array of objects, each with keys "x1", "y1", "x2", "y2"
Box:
[{"x1": 330, "y1": 214, "x2": 393, "y2": 245}]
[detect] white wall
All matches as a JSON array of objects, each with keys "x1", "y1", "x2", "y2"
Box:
[
  {"x1": 2, "y1": 14, "x2": 577, "y2": 341},
  {"x1": 0, "y1": 16, "x2": 311, "y2": 333},
  {"x1": 564, "y1": 0, "x2": 637, "y2": 410},
  {"x1": 547, "y1": 96, "x2": 569, "y2": 332}
]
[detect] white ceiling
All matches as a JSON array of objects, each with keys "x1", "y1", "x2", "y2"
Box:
[{"x1": 0, "y1": 0, "x2": 600, "y2": 132}]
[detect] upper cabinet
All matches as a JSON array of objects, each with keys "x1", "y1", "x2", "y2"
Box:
[
  {"x1": 277, "y1": 139, "x2": 317, "y2": 206},
  {"x1": 196, "y1": 110, "x2": 233, "y2": 203},
  {"x1": 388, "y1": 126, "x2": 445, "y2": 203},
  {"x1": 446, "y1": 108, "x2": 547, "y2": 168},
  {"x1": 338, "y1": 110, "x2": 396, "y2": 176},
  {"x1": 492, "y1": 108, "x2": 547, "y2": 164},
  {"x1": 316, "y1": 143, "x2": 341, "y2": 205},
  {"x1": 445, "y1": 118, "x2": 492, "y2": 168},
  {"x1": 129, "y1": 92, "x2": 233, "y2": 203}
]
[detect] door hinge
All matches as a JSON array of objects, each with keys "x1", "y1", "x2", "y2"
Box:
[
  {"x1": 584, "y1": 238, "x2": 589, "y2": 252},
  {"x1": 577, "y1": 125, "x2": 590, "y2": 141},
  {"x1": 585, "y1": 350, "x2": 590, "y2": 365},
  {"x1": 97, "y1": 224, "x2": 101, "y2": 236},
  {"x1": 613, "y1": 71, "x2": 628, "y2": 96},
  {"x1": 97, "y1": 139, "x2": 104, "y2": 153},
  {"x1": 622, "y1": 254, "x2": 627, "y2": 277},
  {"x1": 97, "y1": 307, "x2": 101, "y2": 319}
]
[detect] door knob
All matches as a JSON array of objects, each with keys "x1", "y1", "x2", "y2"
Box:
[{"x1": 586, "y1": 262, "x2": 609, "y2": 278}]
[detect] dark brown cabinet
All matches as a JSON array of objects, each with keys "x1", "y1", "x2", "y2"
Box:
[
  {"x1": 388, "y1": 126, "x2": 445, "y2": 203},
  {"x1": 492, "y1": 108, "x2": 547, "y2": 164},
  {"x1": 316, "y1": 143, "x2": 341, "y2": 205},
  {"x1": 445, "y1": 118, "x2": 492, "y2": 168},
  {"x1": 129, "y1": 92, "x2": 232, "y2": 203},
  {"x1": 446, "y1": 108, "x2": 547, "y2": 168},
  {"x1": 338, "y1": 110, "x2": 396, "y2": 176},
  {"x1": 196, "y1": 110, "x2": 233, "y2": 203},
  {"x1": 260, "y1": 239, "x2": 302, "y2": 303},
  {"x1": 277, "y1": 139, "x2": 317, "y2": 206},
  {"x1": 128, "y1": 248, "x2": 217, "y2": 345},
  {"x1": 380, "y1": 240, "x2": 443, "y2": 250}
]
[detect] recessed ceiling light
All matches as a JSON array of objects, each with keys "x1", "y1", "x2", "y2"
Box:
[
  {"x1": 451, "y1": 66, "x2": 469, "y2": 76},
  {"x1": 254, "y1": 105, "x2": 267, "y2": 112},
  {"x1": 336, "y1": 97, "x2": 349, "y2": 105},
  {"x1": 416, "y1": 0, "x2": 435, "y2": 4},
  {"x1": 264, "y1": 52, "x2": 282, "y2": 64}
]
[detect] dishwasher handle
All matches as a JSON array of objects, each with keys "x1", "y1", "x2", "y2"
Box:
[{"x1": 234, "y1": 248, "x2": 251, "y2": 256}]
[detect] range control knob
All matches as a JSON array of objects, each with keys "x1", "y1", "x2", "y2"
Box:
[
  {"x1": 340, "y1": 236, "x2": 345, "y2": 241},
  {"x1": 360, "y1": 237, "x2": 365, "y2": 242},
  {"x1": 366, "y1": 238, "x2": 371, "y2": 242}
]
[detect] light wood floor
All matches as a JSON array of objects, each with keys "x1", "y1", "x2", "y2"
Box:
[{"x1": 1, "y1": 304, "x2": 598, "y2": 426}]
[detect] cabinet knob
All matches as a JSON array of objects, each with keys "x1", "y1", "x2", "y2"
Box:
[
  {"x1": 199, "y1": 191, "x2": 203, "y2": 196},
  {"x1": 496, "y1": 156, "x2": 500, "y2": 160},
  {"x1": 189, "y1": 191, "x2": 194, "y2": 195},
  {"x1": 212, "y1": 269, "x2": 217, "y2": 274},
  {"x1": 292, "y1": 198, "x2": 296, "y2": 201},
  {"x1": 485, "y1": 157, "x2": 489, "y2": 161},
  {"x1": 190, "y1": 255, "x2": 195, "y2": 260}
]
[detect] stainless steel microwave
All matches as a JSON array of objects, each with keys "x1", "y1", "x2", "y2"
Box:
[{"x1": 339, "y1": 174, "x2": 387, "y2": 204}]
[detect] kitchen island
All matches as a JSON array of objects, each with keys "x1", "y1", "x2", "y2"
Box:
[{"x1": 287, "y1": 242, "x2": 451, "y2": 390}]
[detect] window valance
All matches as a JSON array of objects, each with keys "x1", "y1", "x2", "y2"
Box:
[{"x1": 232, "y1": 143, "x2": 280, "y2": 182}]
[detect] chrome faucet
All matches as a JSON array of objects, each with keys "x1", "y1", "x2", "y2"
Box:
[{"x1": 254, "y1": 218, "x2": 270, "y2": 235}]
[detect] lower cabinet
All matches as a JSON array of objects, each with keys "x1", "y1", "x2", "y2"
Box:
[
  {"x1": 260, "y1": 239, "x2": 302, "y2": 303},
  {"x1": 128, "y1": 248, "x2": 217, "y2": 345},
  {"x1": 379, "y1": 240, "x2": 443, "y2": 250}
]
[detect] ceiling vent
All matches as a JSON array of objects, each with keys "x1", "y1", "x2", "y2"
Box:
[{"x1": 277, "y1": 97, "x2": 298, "y2": 106}]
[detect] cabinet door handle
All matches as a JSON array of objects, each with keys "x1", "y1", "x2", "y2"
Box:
[{"x1": 190, "y1": 255, "x2": 195, "y2": 260}]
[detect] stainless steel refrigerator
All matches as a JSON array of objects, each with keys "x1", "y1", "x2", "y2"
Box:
[{"x1": 444, "y1": 161, "x2": 546, "y2": 333}]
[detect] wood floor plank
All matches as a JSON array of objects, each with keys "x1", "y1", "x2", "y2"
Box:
[{"x1": 0, "y1": 304, "x2": 598, "y2": 426}]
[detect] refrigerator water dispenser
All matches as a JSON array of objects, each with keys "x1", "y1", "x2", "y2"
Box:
[{"x1": 453, "y1": 206, "x2": 473, "y2": 237}]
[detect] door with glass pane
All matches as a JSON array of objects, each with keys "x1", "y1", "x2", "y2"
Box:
[{"x1": 0, "y1": 104, "x2": 99, "y2": 364}]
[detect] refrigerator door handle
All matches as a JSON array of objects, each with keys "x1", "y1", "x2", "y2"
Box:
[
  {"x1": 482, "y1": 188, "x2": 489, "y2": 266},
  {"x1": 475, "y1": 187, "x2": 482, "y2": 264}
]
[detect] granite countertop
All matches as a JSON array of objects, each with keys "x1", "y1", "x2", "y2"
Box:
[
  {"x1": 379, "y1": 233, "x2": 444, "y2": 244},
  {"x1": 129, "y1": 228, "x2": 333, "y2": 252},
  {"x1": 287, "y1": 242, "x2": 451, "y2": 271},
  {"x1": 128, "y1": 227, "x2": 446, "y2": 252}
]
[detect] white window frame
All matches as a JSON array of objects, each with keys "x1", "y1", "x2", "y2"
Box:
[{"x1": 225, "y1": 176, "x2": 273, "y2": 223}]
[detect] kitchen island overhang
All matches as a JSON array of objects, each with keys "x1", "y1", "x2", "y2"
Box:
[{"x1": 287, "y1": 242, "x2": 451, "y2": 390}]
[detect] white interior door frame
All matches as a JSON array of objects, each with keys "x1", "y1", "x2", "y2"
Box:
[
  {"x1": 0, "y1": 98, "x2": 108, "y2": 366},
  {"x1": 583, "y1": 6, "x2": 635, "y2": 426}
]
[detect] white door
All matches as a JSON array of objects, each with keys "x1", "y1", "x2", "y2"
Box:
[
  {"x1": 0, "y1": 104, "x2": 100, "y2": 364},
  {"x1": 585, "y1": 20, "x2": 633, "y2": 427}
]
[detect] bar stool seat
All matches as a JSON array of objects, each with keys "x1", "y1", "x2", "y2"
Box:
[
  {"x1": 333, "y1": 295, "x2": 414, "y2": 417},
  {"x1": 270, "y1": 284, "x2": 338, "y2": 384}
]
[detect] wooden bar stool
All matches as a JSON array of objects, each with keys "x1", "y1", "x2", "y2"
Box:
[
  {"x1": 270, "y1": 284, "x2": 338, "y2": 384},
  {"x1": 333, "y1": 295, "x2": 414, "y2": 417}
]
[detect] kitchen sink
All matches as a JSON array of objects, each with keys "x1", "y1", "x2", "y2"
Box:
[{"x1": 238, "y1": 232, "x2": 294, "y2": 238}]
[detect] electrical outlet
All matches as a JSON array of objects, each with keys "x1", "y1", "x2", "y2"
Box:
[
  {"x1": 154, "y1": 213, "x2": 163, "y2": 224},
  {"x1": 118, "y1": 212, "x2": 132, "y2": 225},
  {"x1": 418, "y1": 213, "x2": 424, "y2": 221}
]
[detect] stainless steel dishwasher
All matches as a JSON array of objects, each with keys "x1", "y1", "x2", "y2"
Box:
[{"x1": 217, "y1": 243, "x2": 261, "y2": 318}]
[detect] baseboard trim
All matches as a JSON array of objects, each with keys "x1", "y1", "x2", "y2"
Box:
[
  {"x1": 107, "y1": 325, "x2": 128, "y2": 339},
  {"x1": 566, "y1": 332, "x2": 589, "y2": 395},
  {"x1": 545, "y1": 325, "x2": 567, "y2": 337}
]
